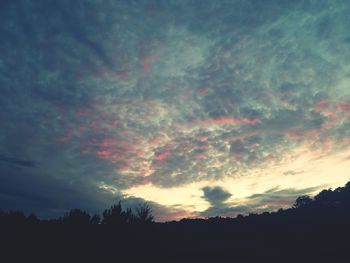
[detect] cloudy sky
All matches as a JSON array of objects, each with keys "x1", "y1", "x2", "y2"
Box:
[{"x1": 1, "y1": 0, "x2": 350, "y2": 221}]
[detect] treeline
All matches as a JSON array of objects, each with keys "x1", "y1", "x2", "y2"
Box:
[
  {"x1": 176, "y1": 181, "x2": 350, "y2": 224},
  {"x1": 2, "y1": 181, "x2": 350, "y2": 226},
  {"x1": 0, "y1": 201, "x2": 153, "y2": 226}
]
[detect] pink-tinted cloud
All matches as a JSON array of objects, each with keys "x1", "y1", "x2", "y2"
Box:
[
  {"x1": 55, "y1": 128, "x2": 73, "y2": 143},
  {"x1": 337, "y1": 102, "x2": 350, "y2": 111},
  {"x1": 314, "y1": 99, "x2": 350, "y2": 130},
  {"x1": 154, "y1": 150, "x2": 172, "y2": 161},
  {"x1": 75, "y1": 110, "x2": 89, "y2": 117},
  {"x1": 96, "y1": 150, "x2": 113, "y2": 157},
  {"x1": 193, "y1": 153, "x2": 207, "y2": 159},
  {"x1": 198, "y1": 117, "x2": 260, "y2": 126},
  {"x1": 115, "y1": 70, "x2": 130, "y2": 80},
  {"x1": 196, "y1": 86, "x2": 210, "y2": 96},
  {"x1": 148, "y1": 133, "x2": 168, "y2": 146},
  {"x1": 142, "y1": 54, "x2": 156, "y2": 73}
]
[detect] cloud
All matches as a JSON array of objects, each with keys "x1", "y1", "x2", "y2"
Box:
[
  {"x1": 1, "y1": 0, "x2": 350, "y2": 220},
  {"x1": 247, "y1": 186, "x2": 323, "y2": 211},
  {"x1": 0, "y1": 165, "x2": 102, "y2": 216},
  {"x1": 200, "y1": 185, "x2": 324, "y2": 218},
  {"x1": 202, "y1": 186, "x2": 232, "y2": 206},
  {"x1": 200, "y1": 186, "x2": 239, "y2": 217},
  {"x1": 0, "y1": 154, "x2": 36, "y2": 168}
]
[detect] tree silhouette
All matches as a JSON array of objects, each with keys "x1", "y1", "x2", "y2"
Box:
[
  {"x1": 62, "y1": 209, "x2": 91, "y2": 225},
  {"x1": 101, "y1": 201, "x2": 135, "y2": 225},
  {"x1": 90, "y1": 214, "x2": 101, "y2": 225},
  {"x1": 102, "y1": 202, "x2": 123, "y2": 225},
  {"x1": 135, "y1": 203, "x2": 153, "y2": 223},
  {"x1": 314, "y1": 189, "x2": 334, "y2": 205},
  {"x1": 123, "y1": 207, "x2": 135, "y2": 224},
  {"x1": 293, "y1": 195, "x2": 313, "y2": 208}
]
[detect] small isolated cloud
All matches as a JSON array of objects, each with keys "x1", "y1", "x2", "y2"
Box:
[
  {"x1": 200, "y1": 186, "x2": 241, "y2": 217},
  {"x1": 202, "y1": 186, "x2": 232, "y2": 206}
]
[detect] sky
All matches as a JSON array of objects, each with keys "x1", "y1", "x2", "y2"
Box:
[{"x1": 1, "y1": 0, "x2": 350, "y2": 221}]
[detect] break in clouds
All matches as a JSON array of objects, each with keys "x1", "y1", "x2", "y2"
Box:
[{"x1": 1, "y1": 0, "x2": 350, "y2": 220}]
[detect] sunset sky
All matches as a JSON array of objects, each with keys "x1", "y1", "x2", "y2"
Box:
[{"x1": 1, "y1": 0, "x2": 350, "y2": 221}]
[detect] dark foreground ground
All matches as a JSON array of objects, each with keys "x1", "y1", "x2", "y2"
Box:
[
  {"x1": 2, "y1": 212, "x2": 350, "y2": 262},
  {"x1": 2, "y1": 183, "x2": 350, "y2": 262}
]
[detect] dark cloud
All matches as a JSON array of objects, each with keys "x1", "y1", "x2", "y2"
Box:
[
  {"x1": 200, "y1": 185, "x2": 323, "y2": 218},
  {"x1": 247, "y1": 186, "x2": 323, "y2": 211},
  {"x1": 202, "y1": 186, "x2": 232, "y2": 206},
  {"x1": 0, "y1": 154, "x2": 36, "y2": 167},
  {"x1": 0, "y1": 164, "x2": 107, "y2": 216},
  {"x1": 200, "y1": 186, "x2": 238, "y2": 217}
]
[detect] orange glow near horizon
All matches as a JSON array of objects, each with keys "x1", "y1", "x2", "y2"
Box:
[{"x1": 119, "y1": 143, "x2": 350, "y2": 221}]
